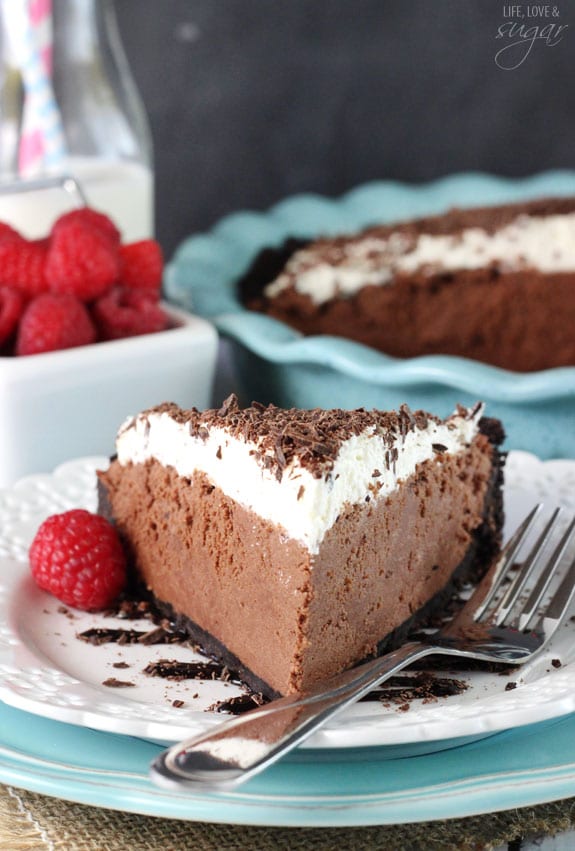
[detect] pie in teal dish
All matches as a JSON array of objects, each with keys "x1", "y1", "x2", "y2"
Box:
[{"x1": 165, "y1": 171, "x2": 575, "y2": 459}]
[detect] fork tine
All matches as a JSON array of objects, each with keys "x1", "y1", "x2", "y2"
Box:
[
  {"x1": 473, "y1": 503, "x2": 542, "y2": 621},
  {"x1": 493, "y1": 507, "x2": 562, "y2": 627},
  {"x1": 534, "y1": 521, "x2": 575, "y2": 625},
  {"x1": 519, "y1": 515, "x2": 575, "y2": 630}
]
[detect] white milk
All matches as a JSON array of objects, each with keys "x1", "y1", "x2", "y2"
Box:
[{"x1": 0, "y1": 157, "x2": 154, "y2": 242}]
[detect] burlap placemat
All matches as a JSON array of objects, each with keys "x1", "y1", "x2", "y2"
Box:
[{"x1": 2, "y1": 783, "x2": 575, "y2": 851}]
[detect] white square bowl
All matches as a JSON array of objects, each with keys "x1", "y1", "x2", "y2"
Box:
[{"x1": 0, "y1": 303, "x2": 218, "y2": 487}]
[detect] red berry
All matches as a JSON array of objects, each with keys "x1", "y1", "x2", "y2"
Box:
[
  {"x1": 0, "y1": 239, "x2": 49, "y2": 297},
  {"x1": 29, "y1": 509, "x2": 127, "y2": 611},
  {"x1": 92, "y1": 286, "x2": 169, "y2": 340},
  {"x1": 52, "y1": 207, "x2": 121, "y2": 247},
  {"x1": 0, "y1": 285, "x2": 25, "y2": 347},
  {"x1": 0, "y1": 222, "x2": 24, "y2": 244},
  {"x1": 33, "y1": 236, "x2": 51, "y2": 249},
  {"x1": 119, "y1": 240, "x2": 163, "y2": 293},
  {"x1": 16, "y1": 293, "x2": 96, "y2": 356},
  {"x1": 45, "y1": 221, "x2": 119, "y2": 301}
]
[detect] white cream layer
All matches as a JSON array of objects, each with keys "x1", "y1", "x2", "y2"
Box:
[
  {"x1": 116, "y1": 407, "x2": 482, "y2": 554},
  {"x1": 264, "y1": 213, "x2": 575, "y2": 305}
]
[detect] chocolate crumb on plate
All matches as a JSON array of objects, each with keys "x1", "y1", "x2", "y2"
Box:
[
  {"x1": 77, "y1": 625, "x2": 191, "y2": 646},
  {"x1": 143, "y1": 659, "x2": 240, "y2": 683},
  {"x1": 102, "y1": 677, "x2": 135, "y2": 688},
  {"x1": 211, "y1": 693, "x2": 267, "y2": 715},
  {"x1": 79, "y1": 627, "x2": 150, "y2": 646},
  {"x1": 360, "y1": 672, "x2": 467, "y2": 704},
  {"x1": 102, "y1": 596, "x2": 153, "y2": 620}
]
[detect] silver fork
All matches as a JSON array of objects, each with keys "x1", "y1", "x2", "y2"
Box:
[{"x1": 151, "y1": 505, "x2": 575, "y2": 792}]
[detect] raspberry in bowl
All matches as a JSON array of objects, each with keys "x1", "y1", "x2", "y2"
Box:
[{"x1": 0, "y1": 208, "x2": 218, "y2": 487}]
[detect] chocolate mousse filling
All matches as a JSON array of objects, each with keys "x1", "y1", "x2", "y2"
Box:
[{"x1": 98, "y1": 413, "x2": 504, "y2": 699}]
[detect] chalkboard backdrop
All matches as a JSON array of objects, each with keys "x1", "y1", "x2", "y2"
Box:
[{"x1": 115, "y1": 0, "x2": 575, "y2": 258}]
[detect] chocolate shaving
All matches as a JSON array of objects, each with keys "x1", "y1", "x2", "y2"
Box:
[
  {"x1": 77, "y1": 625, "x2": 190, "y2": 646},
  {"x1": 143, "y1": 659, "x2": 238, "y2": 682},
  {"x1": 102, "y1": 677, "x2": 135, "y2": 688},
  {"x1": 360, "y1": 672, "x2": 467, "y2": 704},
  {"x1": 274, "y1": 435, "x2": 287, "y2": 480},
  {"x1": 211, "y1": 693, "x2": 267, "y2": 715},
  {"x1": 102, "y1": 597, "x2": 153, "y2": 620},
  {"x1": 138, "y1": 626, "x2": 176, "y2": 645},
  {"x1": 468, "y1": 401, "x2": 483, "y2": 420},
  {"x1": 218, "y1": 394, "x2": 237, "y2": 417},
  {"x1": 78, "y1": 628, "x2": 148, "y2": 646},
  {"x1": 137, "y1": 395, "x2": 464, "y2": 484}
]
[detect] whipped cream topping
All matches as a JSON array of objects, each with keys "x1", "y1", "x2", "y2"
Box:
[
  {"x1": 116, "y1": 404, "x2": 483, "y2": 554},
  {"x1": 264, "y1": 212, "x2": 575, "y2": 305}
]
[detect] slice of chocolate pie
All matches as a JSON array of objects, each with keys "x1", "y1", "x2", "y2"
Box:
[{"x1": 98, "y1": 395, "x2": 505, "y2": 697}]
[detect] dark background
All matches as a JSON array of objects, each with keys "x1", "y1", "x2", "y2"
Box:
[{"x1": 115, "y1": 0, "x2": 575, "y2": 259}]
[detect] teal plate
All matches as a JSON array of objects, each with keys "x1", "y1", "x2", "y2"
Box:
[
  {"x1": 3, "y1": 701, "x2": 575, "y2": 826},
  {"x1": 166, "y1": 171, "x2": 575, "y2": 459}
]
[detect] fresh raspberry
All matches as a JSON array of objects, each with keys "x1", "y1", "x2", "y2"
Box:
[
  {"x1": 0, "y1": 238, "x2": 49, "y2": 297},
  {"x1": 33, "y1": 236, "x2": 51, "y2": 249},
  {"x1": 119, "y1": 240, "x2": 163, "y2": 294},
  {"x1": 0, "y1": 285, "x2": 25, "y2": 347},
  {"x1": 92, "y1": 286, "x2": 169, "y2": 340},
  {"x1": 52, "y1": 207, "x2": 121, "y2": 247},
  {"x1": 45, "y1": 221, "x2": 120, "y2": 301},
  {"x1": 0, "y1": 222, "x2": 24, "y2": 244},
  {"x1": 29, "y1": 509, "x2": 127, "y2": 611},
  {"x1": 16, "y1": 293, "x2": 96, "y2": 356}
]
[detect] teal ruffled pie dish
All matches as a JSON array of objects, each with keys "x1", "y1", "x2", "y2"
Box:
[{"x1": 165, "y1": 172, "x2": 575, "y2": 459}]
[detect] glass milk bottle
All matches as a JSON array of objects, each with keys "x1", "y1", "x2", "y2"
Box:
[{"x1": 0, "y1": 0, "x2": 153, "y2": 241}]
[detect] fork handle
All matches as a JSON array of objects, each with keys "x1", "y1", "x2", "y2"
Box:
[{"x1": 151, "y1": 640, "x2": 437, "y2": 791}]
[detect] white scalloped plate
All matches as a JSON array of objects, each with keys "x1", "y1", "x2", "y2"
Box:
[{"x1": 1, "y1": 453, "x2": 575, "y2": 751}]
